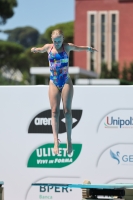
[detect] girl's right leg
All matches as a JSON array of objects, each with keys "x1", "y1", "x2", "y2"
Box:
[{"x1": 48, "y1": 81, "x2": 61, "y2": 155}]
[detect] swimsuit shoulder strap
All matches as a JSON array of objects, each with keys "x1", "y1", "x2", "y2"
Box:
[{"x1": 48, "y1": 45, "x2": 53, "y2": 54}]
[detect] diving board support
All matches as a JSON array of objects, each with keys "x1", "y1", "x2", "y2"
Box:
[
  {"x1": 123, "y1": 189, "x2": 133, "y2": 200},
  {"x1": 0, "y1": 182, "x2": 4, "y2": 200},
  {"x1": 81, "y1": 181, "x2": 133, "y2": 200}
]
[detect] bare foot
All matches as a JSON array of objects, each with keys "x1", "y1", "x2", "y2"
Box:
[
  {"x1": 67, "y1": 140, "x2": 73, "y2": 154},
  {"x1": 53, "y1": 139, "x2": 60, "y2": 155},
  {"x1": 53, "y1": 142, "x2": 59, "y2": 155}
]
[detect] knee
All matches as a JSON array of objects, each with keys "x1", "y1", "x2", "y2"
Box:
[
  {"x1": 51, "y1": 108, "x2": 60, "y2": 117},
  {"x1": 64, "y1": 108, "x2": 71, "y2": 116}
]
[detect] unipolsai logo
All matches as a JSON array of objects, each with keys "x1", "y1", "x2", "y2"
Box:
[
  {"x1": 27, "y1": 143, "x2": 82, "y2": 168},
  {"x1": 28, "y1": 109, "x2": 82, "y2": 133},
  {"x1": 104, "y1": 116, "x2": 133, "y2": 129},
  {"x1": 97, "y1": 109, "x2": 133, "y2": 132},
  {"x1": 96, "y1": 144, "x2": 133, "y2": 167}
]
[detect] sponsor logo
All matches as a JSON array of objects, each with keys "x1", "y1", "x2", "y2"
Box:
[
  {"x1": 27, "y1": 143, "x2": 82, "y2": 168},
  {"x1": 110, "y1": 149, "x2": 133, "y2": 165},
  {"x1": 97, "y1": 109, "x2": 133, "y2": 132},
  {"x1": 110, "y1": 150, "x2": 120, "y2": 164},
  {"x1": 28, "y1": 109, "x2": 82, "y2": 134},
  {"x1": 96, "y1": 144, "x2": 133, "y2": 167},
  {"x1": 26, "y1": 177, "x2": 82, "y2": 200},
  {"x1": 104, "y1": 116, "x2": 133, "y2": 129},
  {"x1": 38, "y1": 185, "x2": 72, "y2": 199},
  {"x1": 39, "y1": 185, "x2": 72, "y2": 193}
]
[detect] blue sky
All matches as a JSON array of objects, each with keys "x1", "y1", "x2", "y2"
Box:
[{"x1": 0, "y1": 0, "x2": 75, "y2": 40}]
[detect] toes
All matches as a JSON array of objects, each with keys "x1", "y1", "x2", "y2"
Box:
[
  {"x1": 53, "y1": 147, "x2": 59, "y2": 155},
  {"x1": 67, "y1": 149, "x2": 73, "y2": 155},
  {"x1": 67, "y1": 146, "x2": 73, "y2": 155},
  {"x1": 54, "y1": 151, "x2": 58, "y2": 155},
  {"x1": 66, "y1": 142, "x2": 73, "y2": 154}
]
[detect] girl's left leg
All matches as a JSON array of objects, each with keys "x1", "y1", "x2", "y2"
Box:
[{"x1": 61, "y1": 78, "x2": 74, "y2": 154}]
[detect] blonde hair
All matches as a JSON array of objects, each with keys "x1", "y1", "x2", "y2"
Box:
[{"x1": 51, "y1": 29, "x2": 64, "y2": 38}]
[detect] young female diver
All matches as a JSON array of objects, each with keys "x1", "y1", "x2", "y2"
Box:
[{"x1": 31, "y1": 29, "x2": 98, "y2": 155}]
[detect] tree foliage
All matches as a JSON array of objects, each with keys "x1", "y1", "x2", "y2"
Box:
[
  {"x1": 0, "y1": 21, "x2": 74, "y2": 85},
  {"x1": 0, "y1": 40, "x2": 32, "y2": 72},
  {"x1": 100, "y1": 62, "x2": 119, "y2": 79},
  {"x1": 121, "y1": 63, "x2": 128, "y2": 81},
  {"x1": 15, "y1": 52, "x2": 31, "y2": 72},
  {"x1": 128, "y1": 62, "x2": 133, "y2": 81},
  {"x1": 0, "y1": 41, "x2": 24, "y2": 68},
  {"x1": 4, "y1": 26, "x2": 39, "y2": 48},
  {"x1": 37, "y1": 35, "x2": 49, "y2": 46},
  {"x1": 0, "y1": 0, "x2": 17, "y2": 24},
  {"x1": 24, "y1": 48, "x2": 49, "y2": 67},
  {"x1": 109, "y1": 62, "x2": 119, "y2": 78},
  {"x1": 100, "y1": 62, "x2": 110, "y2": 78}
]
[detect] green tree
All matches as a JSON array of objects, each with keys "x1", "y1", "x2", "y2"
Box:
[
  {"x1": 121, "y1": 63, "x2": 128, "y2": 81},
  {"x1": 128, "y1": 62, "x2": 133, "y2": 81},
  {"x1": 100, "y1": 62, "x2": 110, "y2": 78},
  {"x1": 24, "y1": 47, "x2": 49, "y2": 67},
  {"x1": 109, "y1": 62, "x2": 119, "y2": 78},
  {"x1": 4, "y1": 26, "x2": 39, "y2": 48},
  {"x1": 16, "y1": 52, "x2": 31, "y2": 72},
  {"x1": 0, "y1": 41, "x2": 24, "y2": 68},
  {"x1": 0, "y1": 41, "x2": 31, "y2": 84},
  {"x1": 100, "y1": 62, "x2": 119, "y2": 79},
  {"x1": 37, "y1": 35, "x2": 49, "y2": 46},
  {"x1": 0, "y1": 0, "x2": 17, "y2": 24}
]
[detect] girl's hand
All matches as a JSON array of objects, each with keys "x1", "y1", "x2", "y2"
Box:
[
  {"x1": 31, "y1": 47, "x2": 37, "y2": 53},
  {"x1": 88, "y1": 47, "x2": 98, "y2": 52}
]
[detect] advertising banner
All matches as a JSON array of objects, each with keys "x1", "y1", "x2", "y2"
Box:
[{"x1": 0, "y1": 85, "x2": 133, "y2": 200}]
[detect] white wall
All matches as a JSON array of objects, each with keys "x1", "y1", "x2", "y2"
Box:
[{"x1": 0, "y1": 85, "x2": 133, "y2": 200}]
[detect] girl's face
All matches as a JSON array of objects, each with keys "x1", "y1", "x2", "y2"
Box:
[{"x1": 52, "y1": 34, "x2": 64, "y2": 49}]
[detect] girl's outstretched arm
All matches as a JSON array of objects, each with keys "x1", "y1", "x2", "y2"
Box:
[
  {"x1": 67, "y1": 43, "x2": 98, "y2": 53},
  {"x1": 31, "y1": 44, "x2": 50, "y2": 53}
]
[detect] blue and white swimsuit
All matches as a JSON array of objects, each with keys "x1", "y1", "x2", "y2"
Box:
[{"x1": 48, "y1": 45, "x2": 70, "y2": 92}]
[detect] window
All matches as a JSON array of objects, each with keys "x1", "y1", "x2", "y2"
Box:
[
  {"x1": 108, "y1": 11, "x2": 119, "y2": 70},
  {"x1": 112, "y1": 14, "x2": 116, "y2": 62},
  {"x1": 87, "y1": 11, "x2": 97, "y2": 71},
  {"x1": 101, "y1": 14, "x2": 106, "y2": 62},
  {"x1": 97, "y1": 11, "x2": 108, "y2": 74},
  {"x1": 90, "y1": 15, "x2": 95, "y2": 71},
  {"x1": 87, "y1": 10, "x2": 118, "y2": 74}
]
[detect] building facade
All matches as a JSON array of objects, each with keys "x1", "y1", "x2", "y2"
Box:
[{"x1": 74, "y1": 0, "x2": 133, "y2": 75}]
